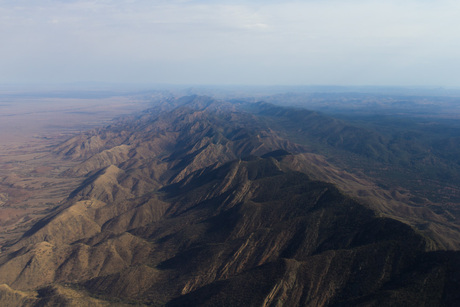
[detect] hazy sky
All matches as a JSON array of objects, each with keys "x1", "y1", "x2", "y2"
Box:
[{"x1": 1, "y1": 0, "x2": 460, "y2": 86}]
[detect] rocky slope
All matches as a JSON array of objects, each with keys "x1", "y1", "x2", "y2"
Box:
[{"x1": 0, "y1": 95, "x2": 459, "y2": 306}]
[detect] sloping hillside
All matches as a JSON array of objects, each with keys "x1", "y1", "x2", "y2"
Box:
[{"x1": 0, "y1": 95, "x2": 459, "y2": 306}]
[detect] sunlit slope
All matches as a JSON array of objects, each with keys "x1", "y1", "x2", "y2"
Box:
[{"x1": 0, "y1": 95, "x2": 459, "y2": 306}]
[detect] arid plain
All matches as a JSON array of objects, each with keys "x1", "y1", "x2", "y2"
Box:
[
  {"x1": 0, "y1": 93, "x2": 150, "y2": 249},
  {"x1": 0, "y1": 93, "x2": 459, "y2": 305}
]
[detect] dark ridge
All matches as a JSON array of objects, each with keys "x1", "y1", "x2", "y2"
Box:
[
  {"x1": 260, "y1": 149, "x2": 291, "y2": 160},
  {"x1": 166, "y1": 261, "x2": 286, "y2": 307},
  {"x1": 1, "y1": 95, "x2": 460, "y2": 306}
]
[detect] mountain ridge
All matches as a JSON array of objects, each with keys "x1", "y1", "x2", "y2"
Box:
[{"x1": 0, "y1": 95, "x2": 459, "y2": 306}]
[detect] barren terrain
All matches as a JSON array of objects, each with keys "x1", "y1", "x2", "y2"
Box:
[
  {"x1": 0, "y1": 94, "x2": 150, "y2": 249},
  {"x1": 0, "y1": 94, "x2": 459, "y2": 305}
]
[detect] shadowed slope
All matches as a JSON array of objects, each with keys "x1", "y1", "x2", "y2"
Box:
[{"x1": 0, "y1": 96, "x2": 459, "y2": 306}]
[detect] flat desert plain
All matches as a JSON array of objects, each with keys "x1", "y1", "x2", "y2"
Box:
[{"x1": 0, "y1": 93, "x2": 151, "y2": 249}]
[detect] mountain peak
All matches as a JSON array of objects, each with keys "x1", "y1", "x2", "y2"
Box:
[{"x1": 1, "y1": 96, "x2": 459, "y2": 305}]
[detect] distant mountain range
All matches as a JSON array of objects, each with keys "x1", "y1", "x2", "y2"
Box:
[{"x1": 0, "y1": 95, "x2": 459, "y2": 306}]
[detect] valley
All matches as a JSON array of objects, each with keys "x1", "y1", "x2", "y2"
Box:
[
  {"x1": 0, "y1": 93, "x2": 152, "y2": 250},
  {"x1": 0, "y1": 93, "x2": 459, "y2": 306}
]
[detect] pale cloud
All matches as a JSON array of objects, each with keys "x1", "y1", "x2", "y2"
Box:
[{"x1": 1, "y1": 0, "x2": 460, "y2": 86}]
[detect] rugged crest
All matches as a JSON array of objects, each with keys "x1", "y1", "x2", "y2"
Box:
[{"x1": 0, "y1": 96, "x2": 459, "y2": 306}]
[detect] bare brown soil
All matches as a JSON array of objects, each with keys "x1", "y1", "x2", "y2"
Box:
[
  {"x1": 0, "y1": 95, "x2": 150, "y2": 249},
  {"x1": 0, "y1": 95, "x2": 459, "y2": 306}
]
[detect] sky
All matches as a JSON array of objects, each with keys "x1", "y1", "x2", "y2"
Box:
[{"x1": 1, "y1": 0, "x2": 460, "y2": 87}]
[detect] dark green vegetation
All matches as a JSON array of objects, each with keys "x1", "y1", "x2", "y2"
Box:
[
  {"x1": 0, "y1": 95, "x2": 459, "y2": 306},
  {"x1": 245, "y1": 98, "x2": 460, "y2": 207}
]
